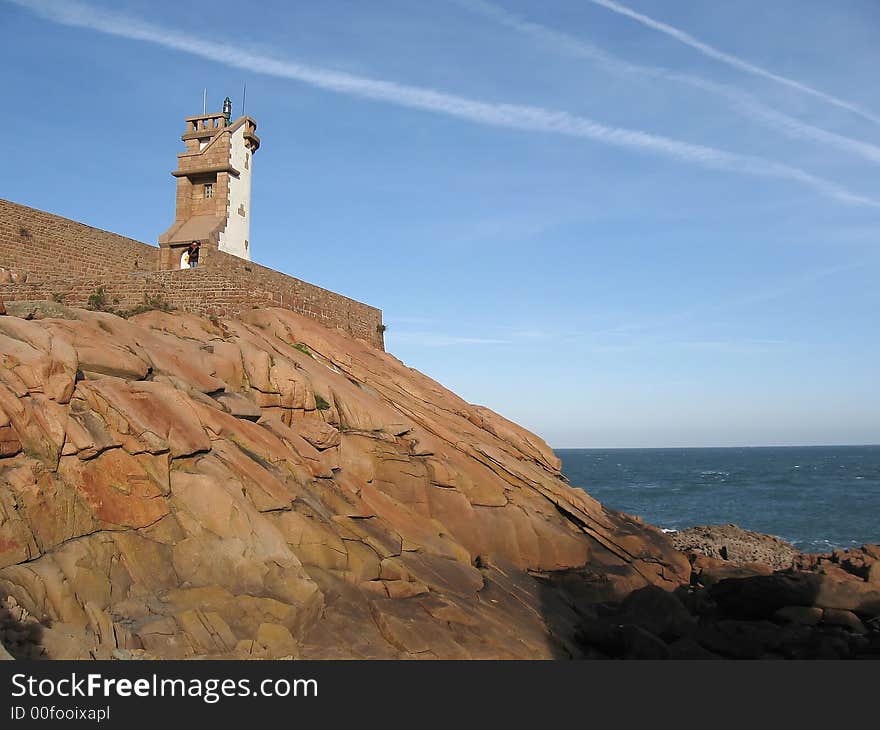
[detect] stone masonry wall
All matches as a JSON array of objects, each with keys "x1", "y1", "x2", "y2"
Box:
[
  {"x1": 0, "y1": 198, "x2": 157, "y2": 278},
  {"x1": 196, "y1": 246, "x2": 384, "y2": 347},
  {"x1": 0, "y1": 199, "x2": 385, "y2": 349}
]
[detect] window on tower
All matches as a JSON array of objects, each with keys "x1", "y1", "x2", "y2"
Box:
[{"x1": 204, "y1": 183, "x2": 214, "y2": 199}]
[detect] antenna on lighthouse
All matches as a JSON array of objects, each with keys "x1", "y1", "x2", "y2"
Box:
[
  {"x1": 241, "y1": 83, "x2": 247, "y2": 117},
  {"x1": 202, "y1": 87, "x2": 207, "y2": 115}
]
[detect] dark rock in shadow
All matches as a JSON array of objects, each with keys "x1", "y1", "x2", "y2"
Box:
[
  {"x1": 536, "y1": 547, "x2": 880, "y2": 660},
  {"x1": 1, "y1": 595, "x2": 46, "y2": 660}
]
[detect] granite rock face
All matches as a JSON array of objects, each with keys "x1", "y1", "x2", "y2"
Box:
[{"x1": 0, "y1": 305, "x2": 688, "y2": 659}]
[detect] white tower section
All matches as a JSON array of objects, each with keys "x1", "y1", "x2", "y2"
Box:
[
  {"x1": 158, "y1": 101, "x2": 260, "y2": 268},
  {"x1": 219, "y1": 122, "x2": 255, "y2": 260}
]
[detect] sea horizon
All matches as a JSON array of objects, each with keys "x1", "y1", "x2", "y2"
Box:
[
  {"x1": 556, "y1": 444, "x2": 880, "y2": 552},
  {"x1": 554, "y1": 443, "x2": 880, "y2": 451}
]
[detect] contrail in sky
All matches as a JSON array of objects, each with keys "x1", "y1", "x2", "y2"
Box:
[
  {"x1": 587, "y1": 0, "x2": 880, "y2": 125},
  {"x1": 6, "y1": 0, "x2": 879, "y2": 206},
  {"x1": 458, "y1": 0, "x2": 880, "y2": 164}
]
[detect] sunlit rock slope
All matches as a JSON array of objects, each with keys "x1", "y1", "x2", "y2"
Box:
[{"x1": 0, "y1": 304, "x2": 688, "y2": 659}]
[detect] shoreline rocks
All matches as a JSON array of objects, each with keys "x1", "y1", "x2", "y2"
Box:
[
  {"x1": 574, "y1": 525, "x2": 880, "y2": 659},
  {"x1": 567, "y1": 537, "x2": 880, "y2": 659},
  {"x1": 670, "y1": 524, "x2": 801, "y2": 570}
]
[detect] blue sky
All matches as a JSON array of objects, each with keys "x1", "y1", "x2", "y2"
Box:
[{"x1": 2, "y1": 0, "x2": 879, "y2": 448}]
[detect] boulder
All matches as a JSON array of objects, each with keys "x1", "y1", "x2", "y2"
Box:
[
  {"x1": 711, "y1": 572, "x2": 880, "y2": 619},
  {"x1": 616, "y1": 585, "x2": 696, "y2": 640},
  {"x1": 822, "y1": 609, "x2": 866, "y2": 634},
  {"x1": 695, "y1": 619, "x2": 784, "y2": 659},
  {"x1": 773, "y1": 605, "x2": 823, "y2": 626},
  {"x1": 212, "y1": 392, "x2": 262, "y2": 421},
  {"x1": 691, "y1": 553, "x2": 773, "y2": 587}
]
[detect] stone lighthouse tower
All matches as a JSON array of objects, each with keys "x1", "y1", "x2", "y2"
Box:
[{"x1": 159, "y1": 97, "x2": 260, "y2": 267}]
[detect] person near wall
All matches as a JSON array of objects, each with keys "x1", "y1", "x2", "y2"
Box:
[
  {"x1": 187, "y1": 240, "x2": 201, "y2": 268},
  {"x1": 179, "y1": 248, "x2": 190, "y2": 269}
]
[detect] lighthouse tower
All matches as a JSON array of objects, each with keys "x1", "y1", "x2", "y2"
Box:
[{"x1": 159, "y1": 97, "x2": 260, "y2": 267}]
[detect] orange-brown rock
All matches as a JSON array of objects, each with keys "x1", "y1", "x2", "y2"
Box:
[{"x1": 0, "y1": 305, "x2": 689, "y2": 659}]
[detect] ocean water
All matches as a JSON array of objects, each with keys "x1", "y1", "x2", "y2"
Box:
[{"x1": 556, "y1": 446, "x2": 880, "y2": 553}]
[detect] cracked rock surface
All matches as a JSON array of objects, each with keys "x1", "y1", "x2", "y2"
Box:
[{"x1": 0, "y1": 305, "x2": 688, "y2": 659}]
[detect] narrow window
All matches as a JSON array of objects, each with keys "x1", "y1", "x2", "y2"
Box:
[
  {"x1": 244, "y1": 152, "x2": 249, "y2": 170},
  {"x1": 204, "y1": 183, "x2": 214, "y2": 199}
]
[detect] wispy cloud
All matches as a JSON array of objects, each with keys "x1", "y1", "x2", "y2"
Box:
[
  {"x1": 458, "y1": 0, "x2": 880, "y2": 164},
  {"x1": 7, "y1": 0, "x2": 879, "y2": 207},
  {"x1": 714, "y1": 260, "x2": 869, "y2": 312},
  {"x1": 587, "y1": 0, "x2": 880, "y2": 125},
  {"x1": 672, "y1": 338, "x2": 791, "y2": 354},
  {"x1": 391, "y1": 259, "x2": 867, "y2": 352},
  {"x1": 387, "y1": 331, "x2": 511, "y2": 347},
  {"x1": 589, "y1": 259, "x2": 871, "y2": 339}
]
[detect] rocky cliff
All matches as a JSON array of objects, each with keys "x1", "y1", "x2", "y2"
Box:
[{"x1": 0, "y1": 303, "x2": 689, "y2": 659}]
